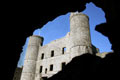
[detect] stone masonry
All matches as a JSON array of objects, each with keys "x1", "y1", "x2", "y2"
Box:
[{"x1": 20, "y1": 12, "x2": 98, "y2": 80}]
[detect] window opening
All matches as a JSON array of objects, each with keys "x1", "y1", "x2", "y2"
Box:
[
  {"x1": 51, "y1": 50, "x2": 54, "y2": 57},
  {"x1": 40, "y1": 66, "x2": 43, "y2": 73},
  {"x1": 41, "y1": 53, "x2": 44, "y2": 59},
  {"x1": 50, "y1": 64, "x2": 53, "y2": 71},
  {"x1": 62, "y1": 47, "x2": 66, "y2": 54}
]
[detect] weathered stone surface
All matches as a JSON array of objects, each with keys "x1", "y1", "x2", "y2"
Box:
[
  {"x1": 70, "y1": 12, "x2": 91, "y2": 47},
  {"x1": 70, "y1": 12, "x2": 92, "y2": 57},
  {"x1": 20, "y1": 36, "x2": 43, "y2": 80},
  {"x1": 21, "y1": 12, "x2": 93, "y2": 80}
]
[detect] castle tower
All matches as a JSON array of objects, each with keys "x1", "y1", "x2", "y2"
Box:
[
  {"x1": 69, "y1": 12, "x2": 92, "y2": 58},
  {"x1": 20, "y1": 35, "x2": 43, "y2": 80}
]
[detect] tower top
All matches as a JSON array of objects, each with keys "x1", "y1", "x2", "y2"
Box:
[
  {"x1": 28, "y1": 35, "x2": 44, "y2": 46},
  {"x1": 30, "y1": 35, "x2": 44, "y2": 42},
  {"x1": 30, "y1": 35, "x2": 43, "y2": 38},
  {"x1": 70, "y1": 12, "x2": 89, "y2": 20}
]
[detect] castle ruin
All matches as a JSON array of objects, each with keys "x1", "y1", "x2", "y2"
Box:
[{"x1": 20, "y1": 12, "x2": 100, "y2": 80}]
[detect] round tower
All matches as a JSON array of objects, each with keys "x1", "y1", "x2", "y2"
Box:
[
  {"x1": 69, "y1": 12, "x2": 92, "y2": 58},
  {"x1": 20, "y1": 35, "x2": 43, "y2": 80}
]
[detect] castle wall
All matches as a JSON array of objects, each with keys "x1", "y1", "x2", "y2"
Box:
[
  {"x1": 21, "y1": 12, "x2": 93, "y2": 80},
  {"x1": 35, "y1": 33, "x2": 71, "y2": 80},
  {"x1": 34, "y1": 12, "x2": 93, "y2": 80}
]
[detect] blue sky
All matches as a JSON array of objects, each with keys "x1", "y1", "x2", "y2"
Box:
[{"x1": 17, "y1": 2, "x2": 112, "y2": 67}]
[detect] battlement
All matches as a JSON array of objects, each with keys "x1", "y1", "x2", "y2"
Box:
[{"x1": 30, "y1": 35, "x2": 44, "y2": 40}]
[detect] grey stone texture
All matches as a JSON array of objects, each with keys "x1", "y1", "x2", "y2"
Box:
[
  {"x1": 70, "y1": 12, "x2": 92, "y2": 59},
  {"x1": 20, "y1": 12, "x2": 100, "y2": 80},
  {"x1": 20, "y1": 36, "x2": 43, "y2": 80}
]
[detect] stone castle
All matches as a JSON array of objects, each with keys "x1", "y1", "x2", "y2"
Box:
[{"x1": 19, "y1": 12, "x2": 106, "y2": 80}]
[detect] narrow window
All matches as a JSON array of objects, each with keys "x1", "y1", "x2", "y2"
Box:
[
  {"x1": 41, "y1": 53, "x2": 44, "y2": 59},
  {"x1": 50, "y1": 64, "x2": 53, "y2": 71},
  {"x1": 62, "y1": 62, "x2": 66, "y2": 70},
  {"x1": 45, "y1": 68, "x2": 47, "y2": 74},
  {"x1": 40, "y1": 66, "x2": 43, "y2": 73},
  {"x1": 62, "y1": 47, "x2": 66, "y2": 54},
  {"x1": 51, "y1": 50, "x2": 54, "y2": 57}
]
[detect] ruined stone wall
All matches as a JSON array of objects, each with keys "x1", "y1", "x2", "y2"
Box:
[
  {"x1": 35, "y1": 32, "x2": 71, "y2": 80},
  {"x1": 34, "y1": 12, "x2": 93, "y2": 80},
  {"x1": 21, "y1": 12, "x2": 93, "y2": 80}
]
